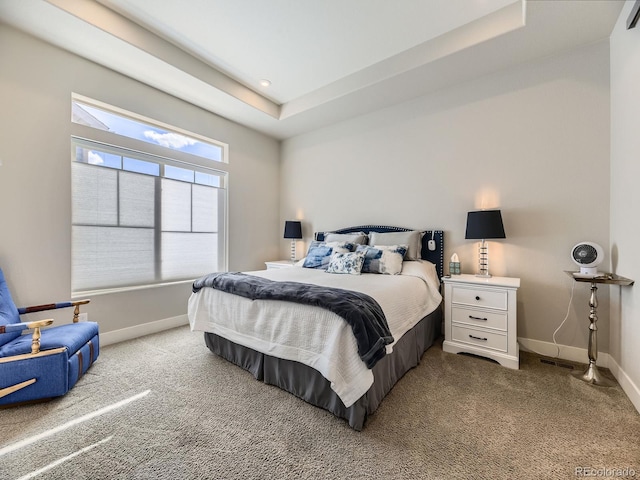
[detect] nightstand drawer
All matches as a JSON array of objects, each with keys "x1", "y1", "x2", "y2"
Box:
[
  {"x1": 452, "y1": 325, "x2": 507, "y2": 352},
  {"x1": 451, "y1": 286, "x2": 507, "y2": 310},
  {"x1": 451, "y1": 306, "x2": 508, "y2": 331}
]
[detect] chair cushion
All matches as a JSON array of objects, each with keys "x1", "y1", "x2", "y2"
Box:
[
  {"x1": 0, "y1": 268, "x2": 21, "y2": 347},
  {"x1": 0, "y1": 322, "x2": 99, "y2": 357}
]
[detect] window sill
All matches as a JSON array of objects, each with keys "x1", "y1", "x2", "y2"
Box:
[{"x1": 72, "y1": 279, "x2": 196, "y2": 298}]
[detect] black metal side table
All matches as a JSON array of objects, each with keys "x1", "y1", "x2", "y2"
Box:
[{"x1": 565, "y1": 271, "x2": 634, "y2": 387}]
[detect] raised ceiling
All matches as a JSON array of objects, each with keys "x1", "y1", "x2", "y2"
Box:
[{"x1": 0, "y1": 0, "x2": 624, "y2": 139}]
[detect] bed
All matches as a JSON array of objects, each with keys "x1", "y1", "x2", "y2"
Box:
[{"x1": 188, "y1": 225, "x2": 444, "y2": 430}]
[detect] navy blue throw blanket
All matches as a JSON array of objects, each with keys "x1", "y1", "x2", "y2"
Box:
[{"x1": 192, "y1": 272, "x2": 394, "y2": 369}]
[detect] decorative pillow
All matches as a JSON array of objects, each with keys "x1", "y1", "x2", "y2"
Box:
[
  {"x1": 356, "y1": 244, "x2": 408, "y2": 275},
  {"x1": 323, "y1": 232, "x2": 368, "y2": 245},
  {"x1": 326, "y1": 251, "x2": 365, "y2": 275},
  {"x1": 305, "y1": 240, "x2": 354, "y2": 256},
  {"x1": 369, "y1": 230, "x2": 421, "y2": 260},
  {"x1": 305, "y1": 240, "x2": 323, "y2": 255},
  {"x1": 325, "y1": 241, "x2": 354, "y2": 253},
  {"x1": 302, "y1": 242, "x2": 354, "y2": 269},
  {"x1": 303, "y1": 246, "x2": 332, "y2": 269}
]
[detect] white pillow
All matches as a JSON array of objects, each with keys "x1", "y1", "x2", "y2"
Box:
[
  {"x1": 377, "y1": 245, "x2": 406, "y2": 275},
  {"x1": 369, "y1": 230, "x2": 421, "y2": 260},
  {"x1": 323, "y1": 232, "x2": 368, "y2": 245},
  {"x1": 356, "y1": 244, "x2": 407, "y2": 275}
]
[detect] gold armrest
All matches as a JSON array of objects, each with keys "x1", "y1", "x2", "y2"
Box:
[
  {"x1": 27, "y1": 319, "x2": 54, "y2": 354},
  {"x1": 18, "y1": 299, "x2": 91, "y2": 323},
  {"x1": 72, "y1": 299, "x2": 90, "y2": 323},
  {"x1": 26, "y1": 319, "x2": 54, "y2": 329}
]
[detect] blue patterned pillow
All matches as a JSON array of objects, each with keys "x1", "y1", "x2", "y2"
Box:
[
  {"x1": 325, "y1": 241, "x2": 354, "y2": 252},
  {"x1": 356, "y1": 244, "x2": 408, "y2": 275},
  {"x1": 305, "y1": 240, "x2": 324, "y2": 255},
  {"x1": 326, "y1": 252, "x2": 365, "y2": 275},
  {"x1": 303, "y1": 246, "x2": 333, "y2": 269},
  {"x1": 305, "y1": 241, "x2": 354, "y2": 256},
  {"x1": 302, "y1": 242, "x2": 354, "y2": 269}
]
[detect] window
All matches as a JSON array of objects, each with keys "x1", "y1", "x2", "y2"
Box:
[
  {"x1": 72, "y1": 95, "x2": 226, "y2": 163},
  {"x1": 71, "y1": 98, "x2": 228, "y2": 294}
]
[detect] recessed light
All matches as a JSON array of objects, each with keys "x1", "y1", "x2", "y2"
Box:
[{"x1": 259, "y1": 79, "x2": 271, "y2": 87}]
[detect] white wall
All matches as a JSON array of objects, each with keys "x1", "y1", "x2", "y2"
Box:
[
  {"x1": 0, "y1": 25, "x2": 280, "y2": 338},
  {"x1": 281, "y1": 41, "x2": 612, "y2": 354},
  {"x1": 609, "y1": 0, "x2": 640, "y2": 411}
]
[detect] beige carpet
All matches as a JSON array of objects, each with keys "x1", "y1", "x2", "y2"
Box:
[{"x1": 1, "y1": 326, "x2": 639, "y2": 479}]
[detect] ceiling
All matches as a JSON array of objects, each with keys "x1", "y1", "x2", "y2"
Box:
[{"x1": 0, "y1": 0, "x2": 625, "y2": 140}]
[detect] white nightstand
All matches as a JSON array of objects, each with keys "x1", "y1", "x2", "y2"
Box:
[
  {"x1": 442, "y1": 274, "x2": 520, "y2": 369},
  {"x1": 264, "y1": 260, "x2": 296, "y2": 270}
]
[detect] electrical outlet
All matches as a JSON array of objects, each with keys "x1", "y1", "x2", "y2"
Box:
[{"x1": 78, "y1": 313, "x2": 88, "y2": 322}]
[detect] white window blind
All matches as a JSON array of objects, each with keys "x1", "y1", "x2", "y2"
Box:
[{"x1": 71, "y1": 138, "x2": 227, "y2": 294}]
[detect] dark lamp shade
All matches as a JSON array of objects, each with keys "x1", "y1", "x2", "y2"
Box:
[
  {"x1": 283, "y1": 220, "x2": 302, "y2": 239},
  {"x1": 465, "y1": 210, "x2": 506, "y2": 240}
]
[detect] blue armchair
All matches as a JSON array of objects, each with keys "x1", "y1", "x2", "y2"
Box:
[{"x1": 0, "y1": 268, "x2": 99, "y2": 406}]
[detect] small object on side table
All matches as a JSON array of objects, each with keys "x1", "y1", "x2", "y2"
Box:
[
  {"x1": 565, "y1": 271, "x2": 634, "y2": 387},
  {"x1": 449, "y1": 253, "x2": 461, "y2": 275}
]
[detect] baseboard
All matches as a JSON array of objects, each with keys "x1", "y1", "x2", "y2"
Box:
[
  {"x1": 517, "y1": 337, "x2": 610, "y2": 367},
  {"x1": 606, "y1": 356, "x2": 640, "y2": 415},
  {"x1": 100, "y1": 315, "x2": 189, "y2": 346}
]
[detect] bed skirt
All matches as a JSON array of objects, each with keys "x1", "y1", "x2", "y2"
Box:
[{"x1": 203, "y1": 303, "x2": 442, "y2": 430}]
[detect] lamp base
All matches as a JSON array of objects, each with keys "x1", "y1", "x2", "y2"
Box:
[
  {"x1": 290, "y1": 240, "x2": 297, "y2": 263},
  {"x1": 477, "y1": 239, "x2": 490, "y2": 277}
]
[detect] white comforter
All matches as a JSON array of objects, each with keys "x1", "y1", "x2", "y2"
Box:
[{"x1": 188, "y1": 260, "x2": 442, "y2": 407}]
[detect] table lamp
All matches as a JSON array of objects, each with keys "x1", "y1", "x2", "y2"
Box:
[
  {"x1": 465, "y1": 210, "x2": 506, "y2": 277},
  {"x1": 283, "y1": 221, "x2": 302, "y2": 263}
]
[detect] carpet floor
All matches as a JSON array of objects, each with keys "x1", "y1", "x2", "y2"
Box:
[{"x1": 1, "y1": 326, "x2": 639, "y2": 480}]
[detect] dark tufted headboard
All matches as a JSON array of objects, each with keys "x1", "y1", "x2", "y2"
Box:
[{"x1": 315, "y1": 225, "x2": 444, "y2": 279}]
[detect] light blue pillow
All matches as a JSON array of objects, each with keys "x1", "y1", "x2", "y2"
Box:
[
  {"x1": 356, "y1": 244, "x2": 408, "y2": 275},
  {"x1": 302, "y1": 242, "x2": 355, "y2": 269},
  {"x1": 326, "y1": 252, "x2": 365, "y2": 275},
  {"x1": 303, "y1": 245, "x2": 334, "y2": 269},
  {"x1": 305, "y1": 240, "x2": 324, "y2": 255},
  {"x1": 305, "y1": 241, "x2": 354, "y2": 256}
]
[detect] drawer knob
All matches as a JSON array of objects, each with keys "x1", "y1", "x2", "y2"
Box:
[
  {"x1": 469, "y1": 334, "x2": 488, "y2": 341},
  {"x1": 475, "y1": 296, "x2": 480, "y2": 301},
  {"x1": 469, "y1": 315, "x2": 488, "y2": 321}
]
